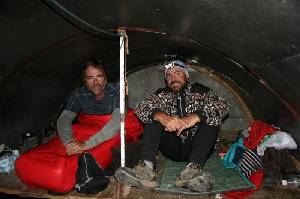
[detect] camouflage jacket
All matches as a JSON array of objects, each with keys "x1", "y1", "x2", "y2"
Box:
[{"x1": 135, "y1": 82, "x2": 230, "y2": 142}]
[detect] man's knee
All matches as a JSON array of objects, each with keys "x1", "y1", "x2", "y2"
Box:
[
  {"x1": 196, "y1": 123, "x2": 219, "y2": 134},
  {"x1": 144, "y1": 121, "x2": 164, "y2": 130}
]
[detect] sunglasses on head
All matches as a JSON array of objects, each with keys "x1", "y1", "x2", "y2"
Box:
[{"x1": 164, "y1": 61, "x2": 187, "y2": 70}]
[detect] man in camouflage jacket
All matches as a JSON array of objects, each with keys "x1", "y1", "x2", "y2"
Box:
[{"x1": 115, "y1": 60, "x2": 230, "y2": 192}]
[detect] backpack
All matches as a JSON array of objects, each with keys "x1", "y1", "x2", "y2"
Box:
[
  {"x1": 75, "y1": 153, "x2": 110, "y2": 194},
  {"x1": 223, "y1": 137, "x2": 247, "y2": 169},
  {"x1": 223, "y1": 137, "x2": 263, "y2": 178}
]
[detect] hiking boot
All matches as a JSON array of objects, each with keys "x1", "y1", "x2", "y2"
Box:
[
  {"x1": 187, "y1": 171, "x2": 214, "y2": 192},
  {"x1": 114, "y1": 160, "x2": 157, "y2": 189},
  {"x1": 175, "y1": 163, "x2": 214, "y2": 192}
]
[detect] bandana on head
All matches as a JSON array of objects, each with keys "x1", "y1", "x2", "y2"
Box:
[{"x1": 164, "y1": 60, "x2": 189, "y2": 78}]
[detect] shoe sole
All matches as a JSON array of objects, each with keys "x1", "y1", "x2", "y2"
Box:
[
  {"x1": 175, "y1": 179, "x2": 190, "y2": 189},
  {"x1": 115, "y1": 168, "x2": 157, "y2": 189},
  {"x1": 187, "y1": 177, "x2": 213, "y2": 192},
  {"x1": 175, "y1": 175, "x2": 214, "y2": 192}
]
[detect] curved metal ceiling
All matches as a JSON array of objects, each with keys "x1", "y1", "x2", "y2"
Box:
[{"x1": 0, "y1": 0, "x2": 300, "y2": 155}]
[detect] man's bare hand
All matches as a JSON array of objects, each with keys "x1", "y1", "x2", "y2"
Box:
[
  {"x1": 66, "y1": 141, "x2": 90, "y2": 155},
  {"x1": 164, "y1": 116, "x2": 187, "y2": 132},
  {"x1": 176, "y1": 114, "x2": 200, "y2": 136},
  {"x1": 154, "y1": 112, "x2": 186, "y2": 132}
]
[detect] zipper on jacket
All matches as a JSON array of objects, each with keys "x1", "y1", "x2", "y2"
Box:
[{"x1": 178, "y1": 93, "x2": 183, "y2": 117}]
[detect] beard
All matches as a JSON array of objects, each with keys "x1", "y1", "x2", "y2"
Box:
[
  {"x1": 89, "y1": 85, "x2": 105, "y2": 95},
  {"x1": 169, "y1": 81, "x2": 185, "y2": 92}
]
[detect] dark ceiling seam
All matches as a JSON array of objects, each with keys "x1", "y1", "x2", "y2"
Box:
[
  {"x1": 42, "y1": 0, "x2": 119, "y2": 41},
  {"x1": 264, "y1": 52, "x2": 300, "y2": 66}
]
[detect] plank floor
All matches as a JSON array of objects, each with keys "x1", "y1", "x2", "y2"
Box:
[
  {"x1": 1, "y1": 131, "x2": 300, "y2": 199},
  {"x1": 1, "y1": 172, "x2": 300, "y2": 199}
]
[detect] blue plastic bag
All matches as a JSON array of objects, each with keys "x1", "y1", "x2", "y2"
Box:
[{"x1": 0, "y1": 145, "x2": 20, "y2": 173}]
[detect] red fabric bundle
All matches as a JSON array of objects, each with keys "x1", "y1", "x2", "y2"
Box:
[
  {"x1": 243, "y1": 120, "x2": 276, "y2": 150},
  {"x1": 15, "y1": 109, "x2": 143, "y2": 193},
  {"x1": 224, "y1": 171, "x2": 264, "y2": 199},
  {"x1": 224, "y1": 120, "x2": 275, "y2": 198}
]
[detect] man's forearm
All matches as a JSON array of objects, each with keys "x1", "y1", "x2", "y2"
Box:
[
  {"x1": 202, "y1": 90, "x2": 230, "y2": 126},
  {"x1": 85, "y1": 108, "x2": 122, "y2": 148},
  {"x1": 135, "y1": 93, "x2": 162, "y2": 123},
  {"x1": 57, "y1": 110, "x2": 77, "y2": 145}
]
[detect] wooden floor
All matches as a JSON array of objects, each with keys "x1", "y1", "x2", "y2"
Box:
[
  {"x1": 1, "y1": 131, "x2": 300, "y2": 199},
  {"x1": 0, "y1": 172, "x2": 115, "y2": 199},
  {"x1": 1, "y1": 171, "x2": 300, "y2": 199}
]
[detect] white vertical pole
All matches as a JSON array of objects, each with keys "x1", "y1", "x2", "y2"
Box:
[{"x1": 119, "y1": 31, "x2": 126, "y2": 167}]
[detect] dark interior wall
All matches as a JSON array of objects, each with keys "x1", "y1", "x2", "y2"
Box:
[
  {"x1": 0, "y1": 34, "x2": 120, "y2": 147},
  {"x1": 0, "y1": 0, "x2": 300, "y2": 154},
  {"x1": 0, "y1": 1, "x2": 78, "y2": 81}
]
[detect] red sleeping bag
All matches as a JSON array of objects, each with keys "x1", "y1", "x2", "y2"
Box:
[{"x1": 15, "y1": 109, "x2": 143, "y2": 193}]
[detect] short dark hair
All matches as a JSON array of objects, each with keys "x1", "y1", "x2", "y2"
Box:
[{"x1": 81, "y1": 57, "x2": 106, "y2": 79}]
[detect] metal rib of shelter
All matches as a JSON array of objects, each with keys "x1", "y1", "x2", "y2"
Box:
[{"x1": 119, "y1": 30, "x2": 126, "y2": 167}]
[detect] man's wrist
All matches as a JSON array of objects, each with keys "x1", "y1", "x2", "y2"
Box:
[
  {"x1": 153, "y1": 112, "x2": 163, "y2": 122},
  {"x1": 194, "y1": 114, "x2": 201, "y2": 123},
  {"x1": 195, "y1": 111, "x2": 206, "y2": 124},
  {"x1": 154, "y1": 112, "x2": 169, "y2": 123},
  {"x1": 64, "y1": 140, "x2": 74, "y2": 146},
  {"x1": 189, "y1": 114, "x2": 200, "y2": 124}
]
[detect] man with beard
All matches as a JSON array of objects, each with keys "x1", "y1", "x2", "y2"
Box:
[
  {"x1": 57, "y1": 58, "x2": 120, "y2": 155},
  {"x1": 115, "y1": 60, "x2": 230, "y2": 192}
]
